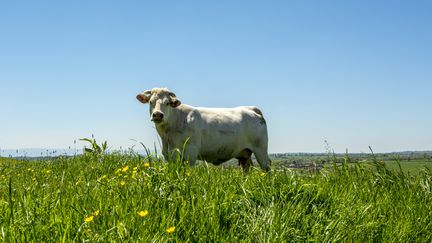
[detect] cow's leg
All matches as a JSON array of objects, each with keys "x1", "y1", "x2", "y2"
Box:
[
  {"x1": 237, "y1": 149, "x2": 253, "y2": 172},
  {"x1": 183, "y1": 146, "x2": 198, "y2": 166},
  {"x1": 238, "y1": 157, "x2": 253, "y2": 172},
  {"x1": 161, "y1": 140, "x2": 169, "y2": 160},
  {"x1": 187, "y1": 154, "x2": 197, "y2": 166},
  {"x1": 254, "y1": 148, "x2": 271, "y2": 172}
]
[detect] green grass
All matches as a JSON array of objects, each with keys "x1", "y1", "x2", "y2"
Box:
[
  {"x1": 380, "y1": 159, "x2": 432, "y2": 174},
  {"x1": 1, "y1": 154, "x2": 432, "y2": 242}
]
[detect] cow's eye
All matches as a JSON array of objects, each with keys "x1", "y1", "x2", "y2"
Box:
[{"x1": 165, "y1": 101, "x2": 170, "y2": 106}]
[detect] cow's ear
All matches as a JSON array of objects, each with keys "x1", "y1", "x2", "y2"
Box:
[
  {"x1": 136, "y1": 90, "x2": 152, "y2": 104},
  {"x1": 170, "y1": 98, "x2": 181, "y2": 107}
]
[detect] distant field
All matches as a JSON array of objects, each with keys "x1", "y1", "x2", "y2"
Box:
[
  {"x1": 334, "y1": 160, "x2": 432, "y2": 174},
  {"x1": 270, "y1": 153, "x2": 432, "y2": 174},
  {"x1": 1, "y1": 154, "x2": 432, "y2": 241},
  {"x1": 380, "y1": 159, "x2": 432, "y2": 173}
]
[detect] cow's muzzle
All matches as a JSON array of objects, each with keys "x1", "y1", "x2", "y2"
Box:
[{"x1": 151, "y1": 111, "x2": 164, "y2": 123}]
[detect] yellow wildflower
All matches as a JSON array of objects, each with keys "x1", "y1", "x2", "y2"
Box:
[
  {"x1": 115, "y1": 168, "x2": 122, "y2": 174},
  {"x1": 186, "y1": 172, "x2": 191, "y2": 177},
  {"x1": 133, "y1": 166, "x2": 138, "y2": 171},
  {"x1": 138, "y1": 210, "x2": 149, "y2": 218},
  {"x1": 260, "y1": 172, "x2": 266, "y2": 177},
  {"x1": 84, "y1": 215, "x2": 94, "y2": 223},
  {"x1": 166, "y1": 226, "x2": 175, "y2": 233},
  {"x1": 94, "y1": 210, "x2": 100, "y2": 216},
  {"x1": 122, "y1": 166, "x2": 129, "y2": 172},
  {"x1": 120, "y1": 181, "x2": 126, "y2": 186},
  {"x1": 98, "y1": 175, "x2": 107, "y2": 181},
  {"x1": 144, "y1": 163, "x2": 150, "y2": 168}
]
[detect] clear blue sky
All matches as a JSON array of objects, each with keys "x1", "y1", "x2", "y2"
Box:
[{"x1": 1, "y1": 1, "x2": 431, "y2": 153}]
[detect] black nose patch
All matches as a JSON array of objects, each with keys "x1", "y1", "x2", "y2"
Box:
[
  {"x1": 152, "y1": 111, "x2": 164, "y2": 119},
  {"x1": 152, "y1": 111, "x2": 164, "y2": 122}
]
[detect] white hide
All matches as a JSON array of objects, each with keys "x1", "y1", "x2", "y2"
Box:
[{"x1": 137, "y1": 88, "x2": 270, "y2": 171}]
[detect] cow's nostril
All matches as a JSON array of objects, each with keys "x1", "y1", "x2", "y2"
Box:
[{"x1": 152, "y1": 112, "x2": 164, "y2": 119}]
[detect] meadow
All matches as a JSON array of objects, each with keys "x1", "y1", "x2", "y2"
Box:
[{"x1": 1, "y1": 150, "x2": 432, "y2": 242}]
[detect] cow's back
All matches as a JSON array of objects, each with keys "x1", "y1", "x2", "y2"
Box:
[{"x1": 187, "y1": 106, "x2": 267, "y2": 162}]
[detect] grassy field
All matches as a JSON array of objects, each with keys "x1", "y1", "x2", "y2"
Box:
[
  {"x1": 1, "y1": 153, "x2": 432, "y2": 242},
  {"x1": 378, "y1": 159, "x2": 432, "y2": 174}
]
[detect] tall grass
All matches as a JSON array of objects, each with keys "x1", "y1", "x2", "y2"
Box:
[{"x1": 1, "y1": 153, "x2": 432, "y2": 242}]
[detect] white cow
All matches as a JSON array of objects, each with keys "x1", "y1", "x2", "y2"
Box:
[{"x1": 136, "y1": 88, "x2": 270, "y2": 171}]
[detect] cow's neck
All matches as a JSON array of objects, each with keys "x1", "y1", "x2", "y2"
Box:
[
  {"x1": 155, "y1": 107, "x2": 184, "y2": 136},
  {"x1": 155, "y1": 122, "x2": 169, "y2": 136}
]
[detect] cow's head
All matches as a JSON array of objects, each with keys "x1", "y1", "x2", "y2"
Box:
[{"x1": 136, "y1": 88, "x2": 181, "y2": 124}]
